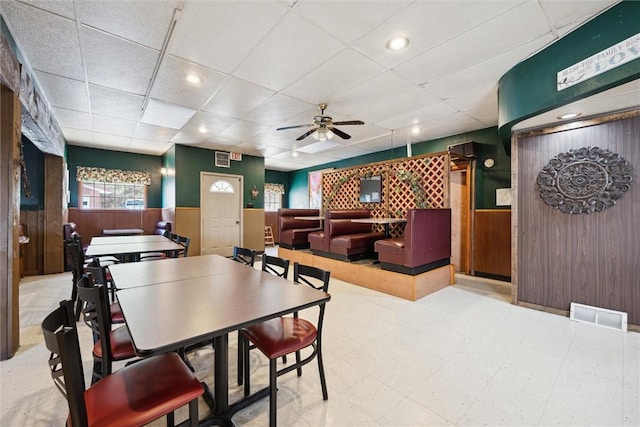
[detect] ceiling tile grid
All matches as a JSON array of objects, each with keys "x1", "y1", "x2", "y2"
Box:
[{"x1": 0, "y1": 0, "x2": 626, "y2": 171}]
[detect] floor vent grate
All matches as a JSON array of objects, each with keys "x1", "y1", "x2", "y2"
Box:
[{"x1": 570, "y1": 302, "x2": 627, "y2": 332}]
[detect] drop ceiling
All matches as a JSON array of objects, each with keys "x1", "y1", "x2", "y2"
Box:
[{"x1": 0, "y1": 0, "x2": 630, "y2": 171}]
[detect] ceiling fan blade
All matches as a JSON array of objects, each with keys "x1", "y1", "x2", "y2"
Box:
[
  {"x1": 330, "y1": 127, "x2": 351, "y2": 139},
  {"x1": 296, "y1": 128, "x2": 318, "y2": 141},
  {"x1": 332, "y1": 120, "x2": 364, "y2": 126},
  {"x1": 277, "y1": 124, "x2": 315, "y2": 131}
]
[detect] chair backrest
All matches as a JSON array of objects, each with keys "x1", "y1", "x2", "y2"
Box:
[
  {"x1": 66, "y1": 234, "x2": 85, "y2": 283},
  {"x1": 42, "y1": 300, "x2": 89, "y2": 426},
  {"x1": 176, "y1": 235, "x2": 190, "y2": 257},
  {"x1": 76, "y1": 274, "x2": 113, "y2": 379},
  {"x1": 293, "y1": 263, "x2": 330, "y2": 327},
  {"x1": 232, "y1": 246, "x2": 256, "y2": 267},
  {"x1": 261, "y1": 254, "x2": 290, "y2": 279}
]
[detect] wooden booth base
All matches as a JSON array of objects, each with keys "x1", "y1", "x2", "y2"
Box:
[{"x1": 278, "y1": 247, "x2": 454, "y2": 301}]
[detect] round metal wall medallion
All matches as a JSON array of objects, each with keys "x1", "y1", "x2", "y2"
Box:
[{"x1": 536, "y1": 146, "x2": 633, "y2": 214}]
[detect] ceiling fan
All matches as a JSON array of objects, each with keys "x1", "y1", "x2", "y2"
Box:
[{"x1": 277, "y1": 103, "x2": 364, "y2": 141}]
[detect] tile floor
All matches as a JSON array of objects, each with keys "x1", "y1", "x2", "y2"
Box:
[{"x1": 1, "y1": 251, "x2": 638, "y2": 426}]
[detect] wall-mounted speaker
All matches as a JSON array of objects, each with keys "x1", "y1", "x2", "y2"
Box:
[{"x1": 448, "y1": 141, "x2": 476, "y2": 160}]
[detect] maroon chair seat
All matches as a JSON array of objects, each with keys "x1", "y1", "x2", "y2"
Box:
[
  {"x1": 330, "y1": 232, "x2": 384, "y2": 257},
  {"x1": 374, "y1": 208, "x2": 451, "y2": 275},
  {"x1": 109, "y1": 302, "x2": 124, "y2": 324},
  {"x1": 92, "y1": 325, "x2": 135, "y2": 361},
  {"x1": 240, "y1": 263, "x2": 330, "y2": 427},
  {"x1": 42, "y1": 300, "x2": 203, "y2": 427}
]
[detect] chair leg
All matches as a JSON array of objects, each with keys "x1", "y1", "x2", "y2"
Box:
[
  {"x1": 243, "y1": 335, "x2": 251, "y2": 397},
  {"x1": 188, "y1": 399, "x2": 199, "y2": 427},
  {"x1": 269, "y1": 358, "x2": 277, "y2": 427},
  {"x1": 237, "y1": 332, "x2": 243, "y2": 386},
  {"x1": 317, "y1": 342, "x2": 328, "y2": 400},
  {"x1": 166, "y1": 411, "x2": 175, "y2": 427},
  {"x1": 296, "y1": 350, "x2": 302, "y2": 377}
]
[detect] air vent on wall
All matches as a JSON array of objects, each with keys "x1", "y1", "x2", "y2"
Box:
[
  {"x1": 215, "y1": 151, "x2": 230, "y2": 168},
  {"x1": 448, "y1": 141, "x2": 476, "y2": 160}
]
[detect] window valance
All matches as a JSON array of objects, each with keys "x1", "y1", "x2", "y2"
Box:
[
  {"x1": 76, "y1": 166, "x2": 151, "y2": 185},
  {"x1": 265, "y1": 183, "x2": 285, "y2": 194}
]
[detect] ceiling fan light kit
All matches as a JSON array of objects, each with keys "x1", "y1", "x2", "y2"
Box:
[{"x1": 277, "y1": 103, "x2": 364, "y2": 142}]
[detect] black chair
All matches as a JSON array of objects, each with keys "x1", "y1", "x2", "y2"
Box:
[
  {"x1": 76, "y1": 274, "x2": 137, "y2": 384},
  {"x1": 237, "y1": 255, "x2": 291, "y2": 386},
  {"x1": 174, "y1": 235, "x2": 190, "y2": 258},
  {"x1": 42, "y1": 300, "x2": 203, "y2": 426},
  {"x1": 84, "y1": 261, "x2": 124, "y2": 324},
  {"x1": 240, "y1": 263, "x2": 330, "y2": 427},
  {"x1": 231, "y1": 246, "x2": 256, "y2": 267},
  {"x1": 261, "y1": 254, "x2": 290, "y2": 279},
  {"x1": 140, "y1": 229, "x2": 173, "y2": 261}
]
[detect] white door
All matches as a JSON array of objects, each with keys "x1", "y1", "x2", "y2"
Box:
[{"x1": 201, "y1": 173, "x2": 242, "y2": 256}]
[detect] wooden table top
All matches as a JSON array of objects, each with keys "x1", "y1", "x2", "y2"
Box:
[
  {"x1": 109, "y1": 254, "x2": 255, "y2": 289},
  {"x1": 85, "y1": 239, "x2": 184, "y2": 257},
  {"x1": 116, "y1": 256, "x2": 331, "y2": 355},
  {"x1": 90, "y1": 235, "x2": 169, "y2": 245}
]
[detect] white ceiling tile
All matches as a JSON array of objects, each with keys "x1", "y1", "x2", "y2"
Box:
[
  {"x1": 233, "y1": 13, "x2": 345, "y2": 91},
  {"x1": 129, "y1": 139, "x2": 172, "y2": 156},
  {"x1": 14, "y1": 0, "x2": 76, "y2": 19},
  {"x1": 134, "y1": 123, "x2": 180, "y2": 142},
  {"x1": 88, "y1": 85, "x2": 144, "y2": 121},
  {"x1": 294, "y1": 0, "x2": 411, "y2": 43},
  {"x1": 541, "y1": 0, "x2": 618, "y2": 29},
  {"x1": 203, "y1": 78, "x2": 275, "y2": 118},
  {"x1": 169, "y1": 0, "x2": 288, "y2": 74},
  {"x1": 34, "y1": 72, "x2": 89, "y2": 111},
  {"x1": 281, "y1": 48, "x2": 386, "y2": 104},
  {"x1": 92, "y1": 132, "x2": 132, "y2": 148},
  {"x1": 243, "y1": 94, "x2": 312, "y2": 127},
  {"x1": 445, "y1": 84, "x2": 497, "y2": 111},
  {"x1": 61, "y1": 128, "x2": 93, "y2": 145},
  {"x1": 424, "y1": 34, "x2": 555, "y2": 99},
  {"x1": 357, "y1": 87, "x2": 440, "y2": 126},
  {"x1": 150, "y1": 55, "x2": 229, "y2": 109},
  {"x1": 1, "y1": 1, "x2": 84, "y2": 79},
  {"x1": 221, "y1": 120, "x2": 272, "y2": 140},
  {"x1": 75, "y1": 0, "x2": 180, "y2": 50},
  {"x1": 53, "y1": 108, "x2": 92, "y2": 130},
  {"x1": 351, "y1": 0, "x2": 521, "y2": 68},
  {"x1": 183, "y1": 112, "x2": 240, "y2": 135},
  {"x1": 394, "y1": 1, "x2": 550, "y2": 84},
  {"x1": 81, "y1": 26, "x2": 159, "y2": 95},
  {"x1": 92, "y1": 115, "x2": 138, "y2": 137},
  {"x1": 375, "y1": 101, "x2": 458, "y2": 130},
  {"x1": 140, "y1": 99, "x2": 197, "y2": 129}
]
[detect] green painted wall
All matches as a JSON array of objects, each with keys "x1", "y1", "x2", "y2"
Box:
[
  {"x1": 288, "y1": 127, "x2": 508, "y2": 210},
  {"x1": 498, "y1": 1, "x2": 640, "y2": 146},
  {"x1": 162, "y1": 145, "x2": 176, "y2": 208},
  {"x1": 66, "y1": 146, "x2": 163, "y2": 208},
  {"x1": 265, "y1": 169, "x2": 290, "y2": 208},
  {"x1": 20, "y1": 136, "x2": 44, "y2": 211},
  {"x1": 174, "y1": 145, "x2": 265, "y2": 208}
]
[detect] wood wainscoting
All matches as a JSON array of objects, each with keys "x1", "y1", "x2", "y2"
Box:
[
  {"x1": 474, "y1": 209, "x2": 511, "y2": 279},
  {"x1": 278, "y1": 247, "x2": 454, "y2": 301}
]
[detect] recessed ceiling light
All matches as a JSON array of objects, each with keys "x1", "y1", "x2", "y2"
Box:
[
  {"x1": 557, "y1": 112, "x2": 581, "y2": 120},
  {"x1": 199, "y1": 126, "x2": 207, "y2": 133},
  {"x1": 186, "y1": 73, "x2": 202, "y2": 84},
  {"x1": 386, "y1": 36, "x2": 410, "y2": 51},
  {"x1": 411, "y1": 126, "x2": 421, "y2": 135}
]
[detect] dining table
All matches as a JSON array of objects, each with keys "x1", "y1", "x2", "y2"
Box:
[
  {"x1": 113, "y1": 255, "x2": 331, "y2": 426},
  {"x1": 85, "y1": 236, "x2": 184, "y2": 262},
  {"x1": 89, "y1": 234, "x2": 170, "y2": 245}
]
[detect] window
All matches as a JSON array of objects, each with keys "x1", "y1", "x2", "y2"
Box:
[
  {"x1": 264, "y1": 183, "x2": 285, "y2": 212},
  {"x1": 210, "y1": 180, "x2": 235, "y2": 193},
  {"x1": 76, "y1": 166, "x2": 150, "y2": 210}
]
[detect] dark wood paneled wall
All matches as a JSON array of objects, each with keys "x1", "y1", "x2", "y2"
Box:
[
  {"x1": 515, "y1": 112, "x2": 640, "y2": 326},
  {"x1": 68, "y1": 208, "x2": 163, "y2": 240},
  {"x1": 265, "y1": 211, "x2": 279, "y2": 243},
  {"x1": 474, "y1": 210, "x2": 511, "y2": 278}
]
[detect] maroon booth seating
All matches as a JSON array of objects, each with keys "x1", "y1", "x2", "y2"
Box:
[
  {"x1": 308, "y1": 209, "x2": 384, "y2": 261},
  {"x1": 278, "y1": 208, "x2": 321, "y2": 250},
  {"x1": 374, "y1": 208, "x2": 451, "y2": 275}
]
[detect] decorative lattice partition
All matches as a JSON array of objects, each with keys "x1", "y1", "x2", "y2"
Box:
[{"x1": 321, "y1": 153, "x2": 449, "y2": 237}]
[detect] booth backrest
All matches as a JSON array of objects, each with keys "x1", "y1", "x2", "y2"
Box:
[
  {"x1": 154, "y1": 221, "x2": 172, "y2": 235},
  {"x1": 404, "y1": 208, "x2": 451, "y2": 264},
  {"x1": 328, "y1": 219, "x2": 372, "y2": 237},
  {"x1": 278, "y1": 209, "x2": 320, "y2": 232},
  {"x1": 326, "y1": 209, "x2": 370, "y2": 220}
]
